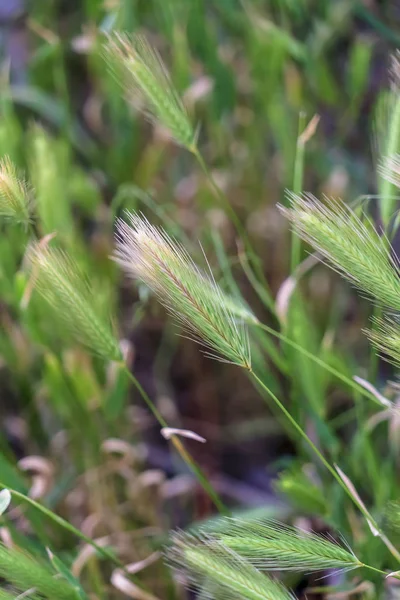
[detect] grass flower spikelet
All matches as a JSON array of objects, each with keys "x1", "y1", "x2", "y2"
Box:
[
  {"x1": 28, "y1": 244, "x2": 122, "y2": 362},
  {"x1": 0, "y1": 156, "x2": 32, "y2": 226},
  {"x1": 104, "y1": 33, "x2": 196, "y2": 149},
  {"x1": 0, "y1": 543, "x2": 77, "y2": 600},
  {"x1": 114, "y1": 213, "x2": 251, "y2": 369},
  {"x1": 379, "y1": 153, "x2": 400, "y2": 190},
  {"x1": 211, "y1": 518, "x2": 362, "y2": 572},
  {"x1": 168, "y1": 532, "x2": 295, "y2": 600},
  {"x1": 367, "y1": 317, "x2": 400, "y2": 366},
  {"x1": 282, "y1": 193, "x2": 400, "y2": 310}
]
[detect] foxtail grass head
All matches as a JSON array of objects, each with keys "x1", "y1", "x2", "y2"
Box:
[
  {"x1": 168, "y1": 532, "x2": 295, "y2": 600},
  {"x1": 27, "y1": 243, "x2": 122, "y2": 362},
  {"x1": 113, "y1": 213, "x2": 251, "y2": 370},
  {"x1": 0, "y1": 156, "x2": 32, "y2": 227},
  {"x1": 104, "y1": 33, "x2": 197, "y2": 150},
  {"x1": 0, "y1": 543, "x2": 78, "y2": 600},
  {"x1": 211, "y1": 517, "x2": 361, "y2": 573},
  {"x1": 379, "y1": 154, "x2": 400, "y2": 190},
  {"x1": 281, "y1": 193, "x2": 400, "y2": 311},
  {"x1": 367, "y1": 317, "x2": 400, "y2": 367}
]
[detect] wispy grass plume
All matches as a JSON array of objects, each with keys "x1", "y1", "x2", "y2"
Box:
[
  {"x1": 0, "y1": 156, "x2": 32, "y2": 226},
  {"x1": 113, "y1": 213, "x2": 251, "y2": 369},
  {"x1": 104, "y1": 33, "x2": 196, "y2": 150},
  {"x1": 282, "y1": 193, "x2": 400, "y2": 310},
  {"x1": 0, "y1": 543, "x2": 78, "y2": 600},
  {"x1": 212, "y1": 518, "x2": 361, "y2": 572},
  {"x1": 168, "y1": 533, "x2": 295, "y2": 600},
  {"x1": 27, "y1": 244, "x2": 122, "y2": 362}
]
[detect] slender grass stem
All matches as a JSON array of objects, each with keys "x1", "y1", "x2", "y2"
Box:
[
  {"x1": 123, "y1": 367, "x2": 229, "y2": 515},
  {"x1": 251, "y1": 322, "x2": 383, "y2": 408},
  {"x1": 249, "y1": 370, "x2": 400, "y2": 564},
  {"x1": 192, "y1": 147, "x2": 274, "y2": 311},
  {"x1": 290, "y1": 112, "x2": 306, "y2": 271},
  {"x1": 0, "y1": 484, "x2": 124, "y2": 568}
]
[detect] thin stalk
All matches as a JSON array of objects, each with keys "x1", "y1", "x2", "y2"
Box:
[
  {"x1": 252, "y1": 321, "x2": 383, "y2": 408},
  {"x1": 249, "y1": 370, "x2": 400, "y2": 564},
  {"x1": 192, "y1": 147, "x2": 274, "y2": 311},
  {"x1": 0, "y1": 484, "x2": 124, "y2": 568},
  {"x1": 290, "y1": 112, "x2": 306, "y2": 271},
  {"x1": 123, "y1": 367, "x2": 228, "y2": 515},
  {"x1": 192, "y1": 148, "x2": 246, "y2": 239}
]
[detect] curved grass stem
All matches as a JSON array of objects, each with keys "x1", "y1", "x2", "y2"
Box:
[
  {"x1": 0, "y1": 484, "x2": 125, "y2": 568},
  {"x1": 251, "y1": 321, "x2": 383, "y2": 408},
  {"x1": 192, "y1": 147, "x2": 275, "y2": 312},
  {"x1": 249, "y1": 370, "x2": 400, "y2": 564},
  {"x1": 123, "y1": 367, "x2": 229, "y2": 515}
]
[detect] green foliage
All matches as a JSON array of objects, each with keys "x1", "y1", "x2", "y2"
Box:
[{"x1": 0, "y1": 2, "x2": 400, "y2": 600}]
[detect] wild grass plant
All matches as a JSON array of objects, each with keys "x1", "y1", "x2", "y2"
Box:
[{"x1": 1, "y1": 2, "x2": 400, "y2": 599}]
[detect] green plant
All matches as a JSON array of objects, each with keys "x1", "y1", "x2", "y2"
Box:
[{"x1": 1, "y1": 3, "x2": 400, "y2": 599}]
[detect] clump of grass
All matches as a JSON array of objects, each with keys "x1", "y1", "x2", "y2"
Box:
[
  {"x1": 27, "y1": 243, "x2": 122, "y2": 362},
  {"x1": 212, "y1": 518, "x2": 362, "y2": 572},
  {"x1": 281, "y1": 193, "x2": 400, "y2": 310},
  {"x1": 113, "y1": 212, "x2": 251, "y2": 369},
  {"x1": 168, "y1": 533, "x2": 295, "y2": 600},
  {"x1": 104, "y1": 33, "x2": 197, "y2": 150},
  {"x1": 0, "y1": 156, "x2": 32, "y2": 226}
]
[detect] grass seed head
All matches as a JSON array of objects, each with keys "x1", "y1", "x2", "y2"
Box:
[
  {"x1": 168, "y1": 532, "x2": 295, "y2": 600},
  {"x1": 379, "y1": 154, "x2": 400, "y2": 190},
  {"x1": 113, "y1": 213, "x2": 251, "y2": 369},
  {"x1": 281, "y1": 192, "x2": 400, "y2": 311},
  {"x1": 0, "y1": 156, "x2": 32, "y2": 226},
  {"x1": 27, "y1": 244, "x2": 122, "y2": 362},
  {"x1": 104, "y1": 33, "x2": 196, "y2": 150},
  {"x1": 211, "y1": 518, "x2": 362, "y2": 573},
  {"x1": 367, "y1": 317, "x2": 400, "y2": 367},
  {"x1": 0, "y1": 543, "x2": 77, "y2": 600}
]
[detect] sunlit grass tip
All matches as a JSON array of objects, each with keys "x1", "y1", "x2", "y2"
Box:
[
  {"x1": 0, "y1": 156, "x2": 32, "y2": 226},
  {"x1": 27, "y1": 243, "x2": 122, "y2": 362},
  {"x1": 113, "y1": 212, "x2": 251, "y2": 370},
  {"x1": 168, "y1": 531, "x2": 295, "y2": 600},
  {"x1": 281, "y1": 192, "x2": 400, "y2": 311},
  {"x1": 104, "y1": 33, "x2": 197, "y2": 150}
]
